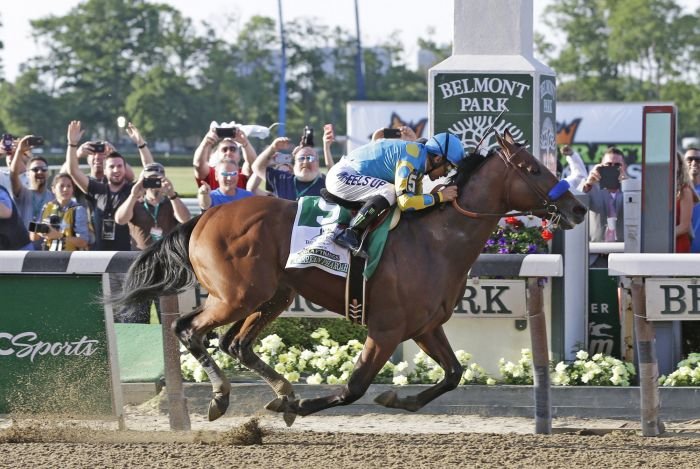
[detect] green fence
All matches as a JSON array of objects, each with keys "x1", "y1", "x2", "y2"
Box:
[{"x1": 0, "y1": 274, "x2": 117, "y2": 416}]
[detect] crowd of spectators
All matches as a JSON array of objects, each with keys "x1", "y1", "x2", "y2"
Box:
[{"x1": 0, "y1": 120, "x2": 340, "y2": 321}]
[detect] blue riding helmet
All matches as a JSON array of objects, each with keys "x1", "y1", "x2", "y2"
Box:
[{"x1": 424, "y1": 133, "x2": 465, "y2": 166}]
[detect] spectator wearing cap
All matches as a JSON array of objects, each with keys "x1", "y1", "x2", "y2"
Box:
[
  {"x1": 115, "y1": 162, "x2": 190, "y2": 250},
  {"x1": 10, "y1": 136, "x2": 55, "y2": 237},
  {"x1": 248, "y1": 124, "x2": 335, "y2": 201},
  {"x1": 193, "y1": 125, "x2": 257, "y2": 191},
  {"x1": 198, "y1": 158, "x2": 254, "y2": 210}
]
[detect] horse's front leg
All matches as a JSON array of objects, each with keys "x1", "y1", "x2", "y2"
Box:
[
  {"x1": 375, "y1": 325, "x2": 462, "y2": 412},
  {"x1": 220, "y1": 288, "x2": 297, "y2": 425},
  {"x1": 266, "y1": 334, "x2": 402, "y2": 419}
]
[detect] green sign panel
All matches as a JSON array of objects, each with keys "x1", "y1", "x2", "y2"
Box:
[
  {"x1": 0, "y1": 275, "x2": 115, "y2": 415},
  {"x1": 539, "y1": 75, "x2": 557, "y2": 174},
  {"x1": 433, "y1": 72, "x2": 534, "y2": 151},
  {"x1": 588, "y1": 269, "x2": 622, "y2": 358}
]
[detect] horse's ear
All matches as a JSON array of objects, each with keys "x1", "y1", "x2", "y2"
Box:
[
  {"x1": 494, "y1": 131, "x2": 505, "y2": 147},
  {"x1": 504, "y1": 128, "x2": 515, "y2": 144}
]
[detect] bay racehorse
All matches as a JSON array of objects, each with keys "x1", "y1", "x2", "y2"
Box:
[{"x1": 113, "y1": 130, "x2": 587, "y2": 426}]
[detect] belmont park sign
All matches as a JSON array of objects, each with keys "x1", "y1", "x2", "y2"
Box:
[
  {"x1": 192, "y1": 280, "x2": 529, "y2": 318},
  {"x1": 433, "y1": 73, "x2": 534, "y2": 152}
]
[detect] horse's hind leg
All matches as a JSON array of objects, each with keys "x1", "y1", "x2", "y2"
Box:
[
  {"x1": 174, "y1": 297, "x2": 250, "y2": 421},
  {"x1": 375, "y1": 325, "x2": 462, "y2": 412}
]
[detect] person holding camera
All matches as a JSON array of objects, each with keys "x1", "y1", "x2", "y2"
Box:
[
  {"x1": 0, "y1": 183, "x2": 32, "y2": 250},
  {"x1": 115, "y1": 162, "x2": 190, "y2": 250},
  {"x1": 581, "y1": 147, "x2": 628, "y2": 242},
  {"x1": 0, "y1": 135, "x2": 30, "y2": 197},
  {"x1": 31, "y1": 173, "x2": 90, "y2": 251},
  {"x1": 249, "y1": 125, "x2": 335, "y2": 200},
  {"x1": 198, "y1": 158, "x2": 254, "y2": 210},
  {"x1": 10, "y1": 137, "x2": 55, "y2": 238},
  {"x1": 65, "y1": 121, "x2": 133, "y2": 251},
  {"x1": 193, "y1": 126, "x2": 257, "y2": 191}
]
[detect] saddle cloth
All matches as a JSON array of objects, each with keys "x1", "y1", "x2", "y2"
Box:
[{"x1": 285, "y1": 196, "x2": 395, "y2": 280}]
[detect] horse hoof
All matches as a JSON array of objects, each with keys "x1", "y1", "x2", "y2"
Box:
[
  {"x1": 208, "y1": 393, "x2": 230, "y2": 421},
  {"x1": 283, "y1": 410, "x2": 297, "y2": 427},
  {"x1": 264, "y1": 396, "x2": 287, "y2": 413},
  {"x1": 374, "y1": 390, "x2": 398, "y2": 408}
]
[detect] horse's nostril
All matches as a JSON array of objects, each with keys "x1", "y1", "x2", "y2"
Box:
[{"x1": 574, "y1": 205, "x2": 588, "y2": 216}]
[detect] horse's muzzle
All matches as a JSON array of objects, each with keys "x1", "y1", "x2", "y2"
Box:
[{"x1": 559, "y1": 202, "x2": 588, "y2": 230}]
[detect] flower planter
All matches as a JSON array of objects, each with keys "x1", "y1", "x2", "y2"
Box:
[{"x1": 147, "y1": 383, "x2": 700, "y2": 421}]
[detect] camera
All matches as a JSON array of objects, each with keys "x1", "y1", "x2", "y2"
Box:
[
  {"x1": 27, "y1": 136, "x2": 44, "y2": 147},
  {"x1": 599, "y1": 166, "x2": 621, "y2": 191},
  {"x1": 216, "y1": 127, "x2": 237, "y2": 138},
  {"x1": 2, "y1": 134, "x2": 14, "y2": 152},
  {"x1": 383, "y1": 128, "x2": 402, "y2": 139},
  {"x1": 92, "y1": 141, "x2": 106, "y2": 153},
  {"x1": 28, "y1": 221, "x2": 51, "y2": 234},
  {"x1": 143, "y1": 178, "x2": 162, "y2": 189},
  {"x1": 301, "y1": 126, "x2": 314, "y2": 147}
]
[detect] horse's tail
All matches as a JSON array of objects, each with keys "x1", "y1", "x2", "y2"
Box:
[{"x1": 110, "y1": 215, "x2": 201, "y2": 308}]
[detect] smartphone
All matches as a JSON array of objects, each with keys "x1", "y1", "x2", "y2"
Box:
[
  {"x1": 599, "y1": 166, "x2": 621, "y2": 191},
  {"x1": 92, "y1": 142, "x2": 106, "y2": 153},
  {"x1": 28, "y1": 221, "x2": 51, "y2": 234},
  {"x1": 2, "y1": 134, "x2": 14, "y2": 152},
  {"x1": 383, "y1": 128, "x2": 402, "y2": 139},
  {"x1": 216, "y1": 127, "x2": 237, "y2": 138},
  {"x1": 273, "y1": 152, "x2": 292, "y2": 165},
  {"x1": 301, "y1": 126, "x2": 314, "y2": 147},
  {"x1": 143, "y1": 178, "x2": 162, "y2": 189},
  {"x1": 27, "y1": 136, "x2": 44, "y2": 147}
]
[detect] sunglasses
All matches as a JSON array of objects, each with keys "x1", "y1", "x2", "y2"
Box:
[
  {"x1": 220, "y1": 145, "x2": 238, "y2": 153},
  {"x1": 603, "y1": 162, "x2": 622, "y2": 167},
  {"x1": 685, "y1": 157, "x2": 700, "y2": 163},
  {"x1": 30, "y1": 167, "x2": 48, "y2": 173},
  {"x1": 296, "y1": 155, "x2": 317, "y2": 163},
  {"x1": 220, "y1": 170, "x2": 239, "y2": 177}
]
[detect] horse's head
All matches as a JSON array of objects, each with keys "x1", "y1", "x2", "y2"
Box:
[{"x1": 492, "y1": 129, "x2": 587, "y2": 229}]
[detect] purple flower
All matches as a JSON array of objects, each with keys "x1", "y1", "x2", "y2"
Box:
[{"x1": 527, "y1": 244, "x2": 538, "y2": 254}]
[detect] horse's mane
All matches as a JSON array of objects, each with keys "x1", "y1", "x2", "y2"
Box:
[
  {"x1": 448, "y1": 148, "x2": 498, "y2": 191},
  {"x1": 402, "y1": 149, "x2": 497, "y2": 220}
]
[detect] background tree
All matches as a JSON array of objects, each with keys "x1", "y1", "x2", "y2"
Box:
[{"x1": 538, "y1": 0, "x2": 700, "y2": 137}]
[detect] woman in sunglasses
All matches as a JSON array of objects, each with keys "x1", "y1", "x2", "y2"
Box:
[{"x1": 198, "y1": 158, "x2": 254, "y2": 210}]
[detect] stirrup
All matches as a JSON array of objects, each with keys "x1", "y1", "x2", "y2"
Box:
[{"x1": 335, "y1": 229, "x2": 368, "y2": 258}]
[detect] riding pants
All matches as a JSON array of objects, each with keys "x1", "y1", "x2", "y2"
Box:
[{"x1": 326, "y1": 159, "x2": 396, "y2": 205}]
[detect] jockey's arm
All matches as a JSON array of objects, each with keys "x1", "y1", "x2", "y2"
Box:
[{"x1": 394, "y1": 161, "x2": 441, "y2": 211}]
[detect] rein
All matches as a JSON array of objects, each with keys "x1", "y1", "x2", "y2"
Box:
[{"x1": 451, "y1": 145, "x2": 564, "y2": 227}]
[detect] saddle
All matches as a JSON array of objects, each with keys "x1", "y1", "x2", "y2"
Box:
[{"x1": 319, "y1": 189, "x2": 399, "y2": 325}]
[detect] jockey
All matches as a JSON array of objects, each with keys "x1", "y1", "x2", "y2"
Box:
[{"x1": 326, "y1": 132, "x2": 465, "y2": 256}]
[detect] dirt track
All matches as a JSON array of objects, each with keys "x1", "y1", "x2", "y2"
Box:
[{"x1": 3, "y1": 410, "x2": 700, "y2": 468}]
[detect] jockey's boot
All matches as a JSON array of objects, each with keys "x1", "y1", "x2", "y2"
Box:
[{"x1": 335, "y1": 195, "x2": 391, "y2": 257}]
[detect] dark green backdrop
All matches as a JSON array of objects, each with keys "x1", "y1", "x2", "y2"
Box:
[{"x1": 0, "y1": 275, "x2": 114, "y2": 415}]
